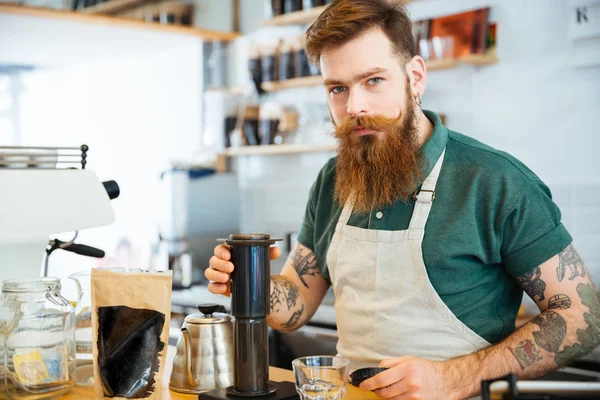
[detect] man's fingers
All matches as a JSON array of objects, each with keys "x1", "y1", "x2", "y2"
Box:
[
  {"x1": 373, "y1": 380, "x2": 409, "y2": 399},
  {"x1": 209, "y1": 256, "x2": 234, "y2": 273},
  {"x1": 214, "y1": 244, "x2": 231, "y2": 260},
  {"x1": 360, "y1": 367, "x2": 404, "y2": 392},
  {"x1": 208, "y1": 282, "x2": 230, "y2": 296},
  {"x1": 205, "y1": 267, "x2": 230, "y2": 283},
  {"x1": 270, "y1": 246, "x2": 281, "y2": 260}
]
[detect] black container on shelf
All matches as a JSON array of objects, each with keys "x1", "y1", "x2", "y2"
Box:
[
  {"x1": 283, "y1": 0, "x2": 302, "y2": 14},
  {"x1": 248, "y1": 46, "x2": 263, "y2": 94},
  {"x1": 248, "y1": 57, "x2": 262, "y2": 83},
  {"x1": 259, "y1": 119, "x2": 279, "y2": 145},
  {"x1": 265, "y1": 0, "x2": 284, "y2": 18},
  {"x1": 260, "y1": 45, "x2": 278, "y2": 83},
  {"x1": 303, "y1": 0, "x2": 324, "y2": 9},
  {"x1": 224, "y1": 116, "x2": 237, "y2": 148},
  {"x1": 259, "y1": 103, "x2": 282, "y2": 146},
  {"x1": 278, "y1": 40, "x2": 295, "y2": 81},
  {"x1": 243, "y1": 106, "x2": 261, "y2": 146},
  {"x1": 293, "y1": 37, "x2": 320, "y2": 77}
]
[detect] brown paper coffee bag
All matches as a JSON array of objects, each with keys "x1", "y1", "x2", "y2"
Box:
[{"x1": 91, "y1": 268, "x2": 172, "y2": 399}]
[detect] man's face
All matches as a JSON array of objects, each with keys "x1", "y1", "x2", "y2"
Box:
[
  {"x1": 319, "y1": 28, "x2": 426, "y2": 212},
  {"x1": 321, "y1": 28, "x2": 411, "y2": 138}
]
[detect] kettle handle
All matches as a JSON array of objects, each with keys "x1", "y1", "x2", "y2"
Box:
[{"x1": 181, "y1": 328, "x2": 198, "y2": 387}]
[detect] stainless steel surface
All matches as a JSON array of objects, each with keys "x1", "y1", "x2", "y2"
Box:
[{"x1": 169, "y1": 307, "x2": 234, "y2": 394}]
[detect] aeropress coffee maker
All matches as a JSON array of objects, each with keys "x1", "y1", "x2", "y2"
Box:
[{"x1": 199, "y1": 234, "x2": 299, "y2": 400}]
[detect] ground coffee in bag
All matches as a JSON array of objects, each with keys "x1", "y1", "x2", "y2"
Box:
[{"x1": 91, "y1": 269, "x2": 172, "y2": 399}]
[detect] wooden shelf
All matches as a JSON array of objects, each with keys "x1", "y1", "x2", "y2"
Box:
[
  {"x1": 0, "y1": 4, "x2": 239, "y2": 41},
  {"x1": 262, "y1": 5, "x2": 326, "y2": 26},
  {"x1": 261, "y1": 75, "x2": 322, "y2": 92},
  {"x1": 223, "y1": 143, "x2": 337, "y2": 157},
  {"x1": 82, "y1": 0, "x2": 148, "y2": 15},
  {"x1": 426, "y1": 52, "x2": 498, "y2": 71},
  {"x1": 259, "y1": 53, "x2": 497, "y2": 91}
]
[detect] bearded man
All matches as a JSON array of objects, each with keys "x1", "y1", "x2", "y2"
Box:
[{"x1": 206, "y1": 1, "x2": 600, "y2": 399}]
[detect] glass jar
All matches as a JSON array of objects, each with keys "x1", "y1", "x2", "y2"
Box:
[
  {"x1": 68, "y1": 271, "x2": 94, "y2": 386},
  {"x1": 0, "y1": 278, "x2": 76, "y2": 399}
]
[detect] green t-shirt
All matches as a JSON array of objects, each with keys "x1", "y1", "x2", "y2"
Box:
[{"x1": 297, "y1": 110, "x2": 573, "y2": 344}]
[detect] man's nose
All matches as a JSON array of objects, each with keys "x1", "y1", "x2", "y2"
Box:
[{"x1": 346, "y1": 89, "x2": 368, "y2": 117}]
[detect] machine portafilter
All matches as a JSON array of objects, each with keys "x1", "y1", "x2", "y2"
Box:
[
  {"x1": 199, "y1": 234, "x2": 299, "y2": 400},
  {"x1": 43, "y1": 180, "x2": 121, "y2": 276}
]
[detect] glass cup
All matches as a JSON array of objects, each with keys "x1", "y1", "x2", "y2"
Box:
[{"x1": 292, "y1": 356, "x2": 349, "y2": 400}]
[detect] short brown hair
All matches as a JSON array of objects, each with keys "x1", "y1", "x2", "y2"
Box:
[{"x1": 305, "y1": 0, "x2": 416, "y2": 66}]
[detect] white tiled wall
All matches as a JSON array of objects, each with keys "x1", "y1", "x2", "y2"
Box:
[{"x1": 236, "y1": 0, "x2": 600, "y2": 284}]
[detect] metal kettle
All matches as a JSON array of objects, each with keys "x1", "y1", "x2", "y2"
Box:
[{"x1": 169, "y1": 303, "x2": 234, "y2": 394}]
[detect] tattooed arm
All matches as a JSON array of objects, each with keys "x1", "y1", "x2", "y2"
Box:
[
  {"x1": 444, "y1": 244, "x2": 600, "y2": 398},
  {"x1": 267, "y1": 242, "x2": 330, "y2": 332},
  {"x1": 362, "y1": 244, "x2": 600, "y2": 399}
]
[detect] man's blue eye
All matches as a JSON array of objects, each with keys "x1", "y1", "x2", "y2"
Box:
[
  {"x1": 330, "y1": 86, "x2": 346, "y2": 94},
  {"x1": 368, "y1": 77, "x2": 383, "y2": 85}
]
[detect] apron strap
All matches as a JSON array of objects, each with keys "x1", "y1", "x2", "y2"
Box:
[
  {"x1": 337, "y1": 193, "x2": 355, "y2": 229},
  {"x1": 408, "y1": 149, "x2": 446, "y2": 233}
]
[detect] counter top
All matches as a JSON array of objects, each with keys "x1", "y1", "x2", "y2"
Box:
[
  {"x1": 60, "y1": 369, "x2": 376, "y2": 399},
  {"x1": 59, "y1": 346, "x2": 376, "y2": 399}
]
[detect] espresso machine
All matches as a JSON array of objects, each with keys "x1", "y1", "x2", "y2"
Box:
[
  {"x1": 0, "y1": 145, "x2": 119, "y2": 280},
  {"x1": 197, "y1": 234, "x2": 298, "y2": 400}
]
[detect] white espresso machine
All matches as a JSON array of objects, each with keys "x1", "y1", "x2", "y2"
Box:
[{"x1": 0, "y1": 145, "x2": 119, "y2": 281}]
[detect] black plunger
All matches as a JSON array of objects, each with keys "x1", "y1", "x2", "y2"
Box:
[{"x1": 218, "y1": 234, "x2": 282, "y2": 396}]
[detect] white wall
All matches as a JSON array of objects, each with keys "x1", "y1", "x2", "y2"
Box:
[
  {"x1": 234, "y1": 0, "x2": 600, "y2": 284},
  {"x1": 0, "y1": 12, "x2": 205, "y2": 288}
]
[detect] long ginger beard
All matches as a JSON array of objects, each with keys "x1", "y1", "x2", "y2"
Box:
[{"x1": 333, "y1": 88, "x2": 423, "y2": 214}]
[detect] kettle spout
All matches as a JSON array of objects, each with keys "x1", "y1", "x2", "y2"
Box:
[{"x1": 181, "y1": 327, "x2": 198, "y2": 387}]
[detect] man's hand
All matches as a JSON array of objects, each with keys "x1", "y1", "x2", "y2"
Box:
[
  {"x1": 206, "y1": 244, "x2": 281, "y2": 296},
  {"x1": 360, "y1": 356, "x2": 458, "y2": 400}
]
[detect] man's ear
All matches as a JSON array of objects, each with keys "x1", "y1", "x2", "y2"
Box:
[{"x1": 405, "y1": 55, "x2": 427, "y2": 97}]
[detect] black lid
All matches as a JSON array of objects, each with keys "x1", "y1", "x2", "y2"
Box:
[
  {"x1": 184, "y1": 303, "x2": 230, "y2": 324},
  {"x1": 350, "y1": 367, "x2": 388, "y2": 387}
]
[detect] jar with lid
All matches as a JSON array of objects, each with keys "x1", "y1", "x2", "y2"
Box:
[
  {"x1": 278, "y1": 38, "x2": 295, "y2": 81},
  {"x1": 293, "y1": 35, "x2": 320, "y2": 78},
  {"x1": 259, "y1": 102, "x2": 282, "y2": 145},
  {"x1": 248, "y1": 44, "x2": 263, "y2": 93},
  {"x1": 0, "y1": 278, "x2": 76, "y2": 399},
  {"x1": 260, "y1": 43, "x2": 279, "y2": 83},
  {"x1": 283, "y1": 0, "x2": 302, "y2": 14},
  {"x1": 302, "y1": 0, "x2": 324, "y2": 10}
]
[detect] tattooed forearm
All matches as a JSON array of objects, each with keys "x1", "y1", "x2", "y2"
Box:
[
  {"x1": 517, "y1": 267, "x2": 546, "y2": 301},
  {"x1": 531, "y1": 311, "x2": 567, "y2": 353},
  {"x1": 290, "y1": 248, "x2": 320, "y2": 288},
  {"x1": 557, "y1": 245, "x2": 586, "y2": 282},
  {"x1": 268, "y1": 276, "x2": 307, "y2": 332},
  {"x1": 507, "y1": 340, "x2": 543, "y2": 370},
  {"x1": 283, "y1": 304, "x2": 304, "y2": 330},
  {"x1": 555, "y1": 283, "x2": 600, "y2": 366},
  {"x1": 270, "y1": 276, "x2": 299, "y2": 313}
]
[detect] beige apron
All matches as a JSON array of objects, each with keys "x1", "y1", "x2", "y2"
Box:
[{"x1": 326, "y1": 149, "x2": 491, "y2": 373}]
